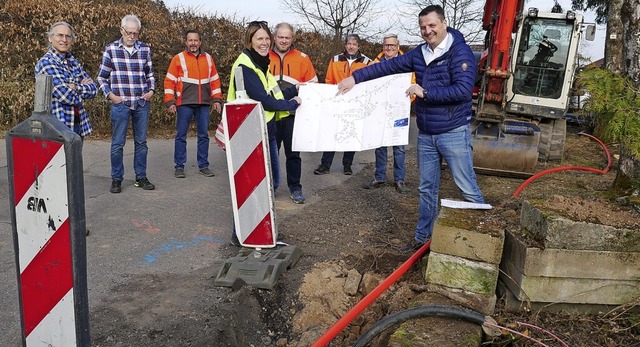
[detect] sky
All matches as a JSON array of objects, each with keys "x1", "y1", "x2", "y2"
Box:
[{"x1": 163, "y1": 0, "x2": 606, "y2": 61}]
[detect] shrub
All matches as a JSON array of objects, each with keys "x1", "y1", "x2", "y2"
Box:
[{"x1": 0, "y1": 0, "x2": 386, "y2": 135}]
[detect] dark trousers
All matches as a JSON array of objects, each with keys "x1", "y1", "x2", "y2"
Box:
[
  {"x1": 321, "y1": 151, "x2": 355, "y2": 167},
  {"x1": 276, "y1": 116, "x2": 302, "y2": 193}
]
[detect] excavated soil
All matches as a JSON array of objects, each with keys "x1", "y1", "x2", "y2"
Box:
[{"x1": 90, "y1": 124, "x2": 640, "y2": 346}]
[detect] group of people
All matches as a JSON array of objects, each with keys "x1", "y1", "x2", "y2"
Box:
[{"x1": 36, "y1": 5, "x2": 485, "y2": 252}]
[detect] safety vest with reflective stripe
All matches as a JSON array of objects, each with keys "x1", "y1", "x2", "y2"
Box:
[
  {"x1": 269, "y1": 48, "x2": 317, "y2": 120},
  {"x1": 227, "y1": 52, "x2": 286, "y2": 122},
  {"x1": 163, "y1": 50, "x2": 223, "y2": 107},
  {"x1": 325, "y1": 52, "x2": 372, "y2": 85}
]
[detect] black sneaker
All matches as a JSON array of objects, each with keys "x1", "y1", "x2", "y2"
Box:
[
  {"x1": 314, "y1": 164, "x2": 330, "y2": 175},
  {"x1": 174, "y1": 168, "x2": 185, "y2": 178},
  {"x1": 110, "y1": 179, "x2": 122, "y2": 194},
  {"x1": 343, "y1": 164, "x2": 353, "y2": 175},
  {"x1": 199, "y1": 168, "x2": 215, "y2": 177},
  {"x1": 395, "y1": 181, "x2": 407, "y2": 194},
  {"x1": 134, "y1": 177, "x2": 155, "y2": 190},
  {"x1": 398, "y1": 239, "x2": 427, "y2": 252}
]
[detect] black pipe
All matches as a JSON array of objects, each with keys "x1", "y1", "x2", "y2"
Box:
[{"x1": 352, "y1": 305, "x2": 487, "y2": 347}]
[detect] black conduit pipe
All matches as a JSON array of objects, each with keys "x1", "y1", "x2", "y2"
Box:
[{"x1": 352, "y1": 305, "x2": 489, "y2": 347}]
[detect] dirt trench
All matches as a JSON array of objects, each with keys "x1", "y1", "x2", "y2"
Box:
[{"x1": 90, "y1": 125, "x2": 640, "y2": 346}]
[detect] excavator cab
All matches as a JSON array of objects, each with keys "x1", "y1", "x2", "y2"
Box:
[
  {"x1": 513, "y1": 23, "x2": 570, "y2": 99},
  {"x1": 472, "y1": 8, "x2": 589, "y2": 177}
]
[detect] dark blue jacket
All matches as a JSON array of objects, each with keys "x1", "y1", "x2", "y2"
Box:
[{"x1": 353, "y1": 28, "x2": 476, "y2": 135}]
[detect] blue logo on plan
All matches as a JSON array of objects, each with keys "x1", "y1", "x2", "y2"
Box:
[{"x1": 394, "y1": 118, "x2": 409, "y2": 127}]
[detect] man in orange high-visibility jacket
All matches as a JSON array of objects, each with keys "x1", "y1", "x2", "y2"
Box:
[
  {"x1": 314, "y1": 34, "x2": 372, "y2": 176},
  {"x1": 164, "y1": 30, "x2": 223, "y2": 178},
  {"x1": 269, "y1": 22, "x2": 318, "y2": 204}
]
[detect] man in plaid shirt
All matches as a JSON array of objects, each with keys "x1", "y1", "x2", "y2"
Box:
[
  {"x1": 97, "y1": 14, "x2": 156, "y2": 194},
  {"x1": 35, "y1": 21, "x2": 97, "y2": 137}
]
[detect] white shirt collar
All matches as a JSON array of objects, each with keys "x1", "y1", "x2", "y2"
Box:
[{"x1": 428, "y1": 32, "x2": 451, "y2": 54}]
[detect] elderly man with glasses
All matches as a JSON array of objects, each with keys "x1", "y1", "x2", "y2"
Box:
[
  {"x1": 97, "y1": 14, "x2": 156, "y2": 194},
  {"x1": 363, "y1": 33, "x2": 412, "y2": 194},
  {"x1": 35, "y1": 21, "x2": 97, "y2": 138}
]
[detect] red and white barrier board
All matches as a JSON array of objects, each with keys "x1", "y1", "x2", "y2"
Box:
[
  {"x1": 11, "y1": 138, "x2": 77, "y2": 345},
  {"x1": 222, "y1": 99, "x2": 277, "y2": 248}
]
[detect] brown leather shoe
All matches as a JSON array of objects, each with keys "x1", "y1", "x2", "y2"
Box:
[{"x1": 363, "y1": 179, "x2": 385, "y2": 189}]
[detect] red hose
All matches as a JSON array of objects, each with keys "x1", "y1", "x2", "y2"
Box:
[
  {"x1": 311, "y1": 240, "x2": 431, "y2": 347},
  {"x1": 511, "y1": 132, "x2": 612, "y2": 198}
]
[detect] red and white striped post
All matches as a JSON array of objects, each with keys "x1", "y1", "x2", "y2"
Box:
[
  {"x1": 6, "y1": 75, "x2": 90, "y2": 346},
  {"x1": 222, "y1": 99, "x2": 277, "y2": 248}
]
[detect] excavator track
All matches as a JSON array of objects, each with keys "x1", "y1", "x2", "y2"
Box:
[{"x1": 538, "y1": 118, "x2": 567, "y2": 161}]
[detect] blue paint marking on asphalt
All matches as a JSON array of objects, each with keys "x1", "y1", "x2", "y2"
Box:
[
  {"x1": 394, "y1": 118, "x2": 409, "y2": 127},
  {"x1": 144, "y1": 236, "x2": 226, "y2": 263}
]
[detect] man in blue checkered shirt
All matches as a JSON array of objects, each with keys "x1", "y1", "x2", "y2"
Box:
[
  {"x1": 35, "y1": 21, "x2": 97, "y2": 138},
  {"x1": 97, "y1": 14, "x2": 156, "y2": 193}
]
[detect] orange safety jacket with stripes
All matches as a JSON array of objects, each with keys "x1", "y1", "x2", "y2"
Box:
[
  {"x1": 163, "y1": 50, "x2": 223, "y2": 107},
  {"x1": 269, "y1": 48, "x2": 318, "y2": 90},
  {"x1": 325, "y1": 51, "x2": 372, "y2": 84},
  {"x1": 269, "y1": 47, "x2": 318, "y2": 119}
]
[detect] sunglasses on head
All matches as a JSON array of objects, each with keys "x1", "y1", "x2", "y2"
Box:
[{"x1": 248, "y1": 20, "x2": 268, "y2": 28}]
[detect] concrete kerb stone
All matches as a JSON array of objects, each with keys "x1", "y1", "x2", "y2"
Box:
[
  {"x1": 503, "y1": 231, "x2": 640, "y2": 281},
  {"x1": 520, "y1": 201, "x2": 640, "y2": 252},
  {"x1": 495, "y1": 279, "x2": 637, "y2": 314},
  {"x1": 431, "y1": 219, "x2": 505, "y2": 265},
  {"x1": 425, "y1": 252, "x2": 499, "y2": 296},
  {"x1": 426, "y1": 283, "x2": 498, "y2": 315},
  {"x1": 500, "y1": 230, "x2": 640, "y2": 305},
  {"x1": 500, "y1": 256, "x2": 640, "y2": 304}
]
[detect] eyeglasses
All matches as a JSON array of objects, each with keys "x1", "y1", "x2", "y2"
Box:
[
  {"x1": 121, "y1": 27, "x2": 140, "y2": 38},
  {"x1": 384, "y1": 44, "x2": 398, "y2": 48},
  {"x1": 53, "y1": 33, "x2": 74, "y2": 40},
  {"x1": 248, "y1": 21, "x2": 268, "y2": 28}
]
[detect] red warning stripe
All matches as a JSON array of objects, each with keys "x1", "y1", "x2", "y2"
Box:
[
  {"x1": 234, "y1": 143, "x2": 266, "y2": 208},
  {"x1": 11, "y1": 138, "x2": 63, "y2": 204},
  {"x1": 244, "y1": 213, "x2": 274, "y2": 245},
  {"x1": 20, "y1": 218, "x2": 73, "y2": 336},
  {"x1": 226, "y1": 104, "x2": 256, "y2": 139}
]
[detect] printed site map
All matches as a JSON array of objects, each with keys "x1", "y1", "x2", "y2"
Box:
[{"x1": 293, "y1": 73, "x2": 412, "y2": 152}]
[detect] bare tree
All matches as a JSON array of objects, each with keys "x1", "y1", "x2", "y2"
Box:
[
  {"x1": 280, "y1": 0, "x2": 388, "y2": 41},
  {"x1": 396, "y1": 0, "x2": 484, "y2": 45}
]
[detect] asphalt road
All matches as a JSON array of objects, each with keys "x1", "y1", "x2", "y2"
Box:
[{"x1": 0, "y1": 132, "x2": 384, "y2": 346}]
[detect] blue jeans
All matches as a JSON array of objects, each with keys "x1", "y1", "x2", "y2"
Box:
[
  {"x1": 175, "y1": 105, "x2": 210, "y2": 169},
  {"x1": 276, "y1": 116, "x2": 302, "y2": 193},
  {"x1": 267, "y1": 119, "x2": 280, "y2": 190},
  {"x1": 374, "y1": 145, "x2": 405, "y2": 182},
  {"x1": 321, "y1": 151, "x2": 355, "y2": 167},
  {"x1": 414, "y1": 125, "x2": 484, "y2": 243},
  {"x1": 110, "y1": 101, "x2": 150, "y2": 181}
]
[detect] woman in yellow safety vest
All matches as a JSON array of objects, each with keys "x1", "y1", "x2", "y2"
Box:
[
  {"x1": 227, "y1": 20, "x2": 301, "y2": 192},
  {"x1": 227, "y1": 21, "x2": 301, "y2": 247}
]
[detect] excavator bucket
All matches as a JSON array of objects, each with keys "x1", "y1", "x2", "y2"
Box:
[{"x1": 471, "y1": 120, "x2": 540, "y2": 178}]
